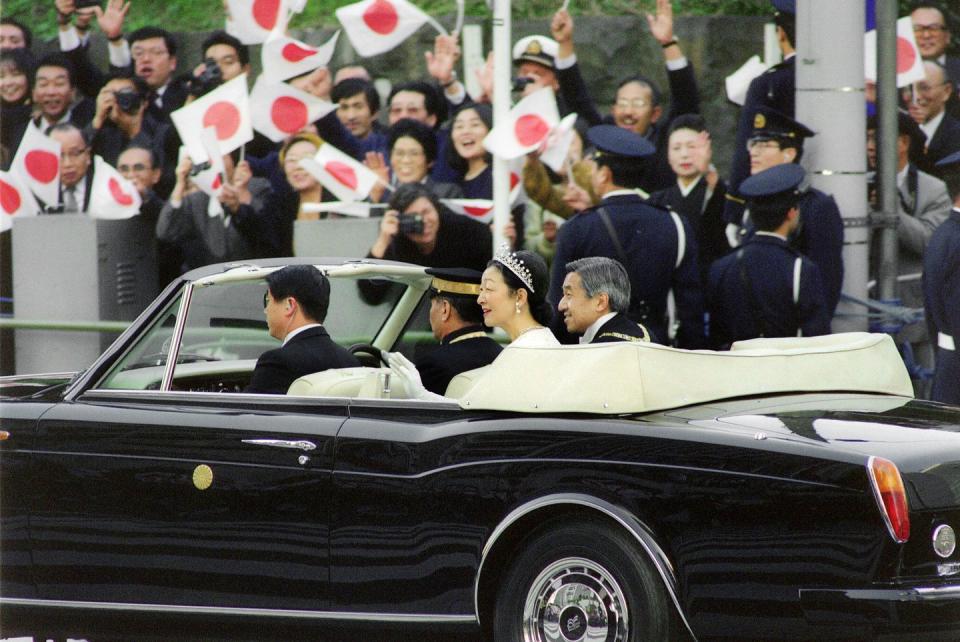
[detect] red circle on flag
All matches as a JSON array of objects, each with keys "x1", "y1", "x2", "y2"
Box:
[
  {"x1": 108, "y1": 178, "x2": 134, "y2": 206},
  {"x1": 0, "y1": 179, "x2": 21, "y2": 215},
  {"x1": 24, "y1": 150, "x2": 59, "y2": 184},
  {"x1": 896, "y1": 37, "x2": 917, "y2": 75},
  {"x1": 515, "y1": 114, "x2": 550, "y2": 147},
  {"x1": 363, "y1": 0, "x2": 399, "y2": 35},
  {"x1": 325, "y1": 161, "x2": 358, "y2": 190},
  {"x1": 464, "y1": 206, "x2": 490, "y2": 217},
  {"x1": 252, "y1": 0, "x2": 281, "y2": 30},
  {"x1": 272, "y1": 96, "x2": 309, "y2": 133},
  {"x1": 212, "y1": 174, "x2": 223, "y2": 190},
  {"x1": 509, "y1": 172, "x2": 519, "y2": 190},
  {"x1": 203, "y1": 102, "x2": 242, "y2": 141},
  {"x1": 282, "y1": 42, "x2": 318, "y2": 63}
]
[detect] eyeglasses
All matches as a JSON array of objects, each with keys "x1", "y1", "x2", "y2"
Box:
[
  {"x1": 913, "y1": 24, "x2": 947, "y2": 35},
  {"x1": 913, "y1": 81, "x2": 949, "y2": 94},
  {"x1": 131, "y1": 47, "x2": 170, "y2": 60},
  {"x1": 747, "y1": 139, "x2": 781, "y2": 152},
  {"x1": 118, "y1": 163, "x2": 151, "y2": 173},
  {"x1": 61, "y1": 147, "x2": 89, "y2": 161},
  {"x1": 392, "y1": 149, "x2": 425, "y2": 160},
  {"x1": 615, "y1": 98, "x2": 649, "y2": 110}
]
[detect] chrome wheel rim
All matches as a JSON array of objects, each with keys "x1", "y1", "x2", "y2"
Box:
[{"x1": 521, "y1": 556, "x2": 629, "y2": 642}]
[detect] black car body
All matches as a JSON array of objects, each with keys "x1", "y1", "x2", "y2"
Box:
[{"x1": 2, "y1": 258, "x2": 959, "y2": 641}]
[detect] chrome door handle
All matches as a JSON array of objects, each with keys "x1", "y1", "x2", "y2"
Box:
[{"x1": 241, "y1": 439, "x2": 317, "y2": 452}]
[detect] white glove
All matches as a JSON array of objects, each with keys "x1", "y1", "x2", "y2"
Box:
[
  {"x1": 385, "y1": 351, "x2": 430, "y2": 400},
  {"x1": 725, "y1": 222, "x2": 743, "y2": 248}
]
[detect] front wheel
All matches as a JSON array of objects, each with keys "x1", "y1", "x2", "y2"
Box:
[{"x1": 492, "y1": 518, "x2": 671, "y2": 642}]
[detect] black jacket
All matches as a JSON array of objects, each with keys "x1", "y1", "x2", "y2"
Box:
[
  {"x1": 244, "y1": 326, "x2": 361, "y2": 395},
  {"x1": 591, "y1": 313, "x2": 653, "y2": 344},
  {"x1": 415, "y1": 325, "x2": 502, "y2": 395}
]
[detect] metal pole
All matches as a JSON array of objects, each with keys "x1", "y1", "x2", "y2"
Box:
[
  {"x1": 491, "y1": 0, "x2": 511, "y2": 251},
  {"x1": 795, "y1": 0, "x2": 868, "y2": 332},
  {"x1": 875, "y1": 0, "x2": 900, "y2": 312}
]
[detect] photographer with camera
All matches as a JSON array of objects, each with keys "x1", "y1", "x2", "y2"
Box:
[
  {"x1": 361, "y1": 183, "x2": 492, "y2": 304},
  {"x1": 186, "y1": 31, "x2": 249, "y2": 101}
]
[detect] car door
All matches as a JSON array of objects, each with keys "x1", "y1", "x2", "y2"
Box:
[{"x1": 28, "y1": 391, "x2": 345, "y2": 613}]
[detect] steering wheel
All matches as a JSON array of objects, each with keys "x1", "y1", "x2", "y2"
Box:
[{"x1": 348, "y1": 343, "x2": 388, "y2": 368}]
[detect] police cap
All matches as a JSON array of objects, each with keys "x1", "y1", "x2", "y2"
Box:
[
  {"x1": 771, "y1": 0, "x2": 796, "y2": 15},
  {"x1": 587, "y1": 124, "x2": 656, "y2": 160},
  {"x1": 740, "y1": 163, "x2": 805, "y2": 200},
  {"x1": 426, "y1": 267, "x2": 482, "y2": 298},
  {"x1": 750, "y1": 107, "x2": 815, "y2": 142}
]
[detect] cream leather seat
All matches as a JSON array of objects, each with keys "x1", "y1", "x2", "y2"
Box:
[
  {"x1": 444, "y1": 365, "x2": 490, "y2": 398},
  {"x1": 287, "y1": 367, "x2": 407, "y2": 399}
]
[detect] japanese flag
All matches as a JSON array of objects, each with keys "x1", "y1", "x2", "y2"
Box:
[
  {"x1": 539, "y1": 112, "x2": 579, "y2": 174},
  {"x1": 171, "y1": 74, "x2": 253, "y2": 162},
  {"x1": 440, "y1": 198, "x2": 494, "y2": 223},
  {"x1": 88, "y1": 156, "x2": 141, "y2": 219},
  {"x1": 262, "y1": 31, "x2": 340, "y2": 82},
  {"x1": 189, "y1": 128, "x2": 227, "y2": 202},
  {"x1": 483, "y1": 87, "x2": 560, "y2": 160},
  {"x1": 864, "y1": 16, "x2": 926, "y2": 87},
  {"x1": 336, "y1": 0, "x2": 432, "y2": 57},
  {"x1": 226, "y1": 0, "x2": 291, "y2": 45},
  {"x1": 11, "y1": 122, "x2": 61, "y2": 206},
  {"x1": 250, "y1": 77, "x2": 337, "y2": 142},
  {"x1": 0, "y1": 169, "x2": 40, "y2": 231},
  {"x1": 300, "y1": 143, "x2": 381, "y2": 202}
]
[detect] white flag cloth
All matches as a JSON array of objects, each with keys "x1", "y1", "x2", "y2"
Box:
[
  {"x1": 11, "y1": 122, "x2": 61, "y2": 206},
  {"x1": 440, "y1": 198, "x2": 494, "y2": 223},
  {"x1": 250, "y1": 77, "x2": 337, "y2": 142},
  {"x1": 189, "y1": 129, "x2": 227, "y2": 204},
  {"x1": 261, "y1": 31, "x2": 339, "y2": 82},
  {"x1": 225, "y1": 0, "x2": 291, "y2": 45},
  {"x1": 300, "y1": 201, "x2": 376, "y2": 217},
  {"x1": 483, "y1": 87, "x2": 560, "y2": 160},
  {"x1": 864, "y1": 17, "x2": 926, "y2": 87},
  {"x1": 336, "y1": 0, "x2": 432, "y2": 57},
  {"x1": 539, "y1": 112, "x2": 579, "y2": 174},
  {"x1": 300, "y1": 144, "x2": 381, "y2": 202},
  {"x1": 725, "y1": 55, "x2": 767, "y2": 106},
  {"x1": 0, "y1": 169, "x2": 40, "y2": 231},
  {"x1": 171, "y1": 74, "x2": 253, "y2": 161},
  {"x1": 88, "y1": 156, "x2": 141, "y2": 219}
]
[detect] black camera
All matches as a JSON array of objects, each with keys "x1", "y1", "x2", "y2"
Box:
[
  {"x1": 398, "y1": 213, "x2": 424, "y2": 235},
  {"x1": 114, "y1": 90, "x2": 142, "y2": 115},
  {"x1": 74, "y1": 0, "x2": 104, "y2": 8},
  {"x1": 188, "y1": 58, "x2": 223, "y2": 98},
  {"x1": 512, "y1": 76, "x2": 535, "y2": 92}
]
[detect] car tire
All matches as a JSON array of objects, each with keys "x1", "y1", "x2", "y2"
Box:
[{"x1": 491, "y1": 517, "x2": 671, "y2": 642}]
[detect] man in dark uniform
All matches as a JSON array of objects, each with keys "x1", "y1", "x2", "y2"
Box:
[
  {"x1": 548, "y1": 125, "x2": 705, "y2": 348},
  {"x1": 728, "y1": 107, "x2": 845, "y2": 314},
  {"x1": 708, "y1": 164, "x2": 831, "y2": 348},
  {"x1": 558, "y1": 257, "x2": 652, "y2": 343},
  {"x1": 414, "y1": 268, "x2": 503, "y2": 395},
  {"x1": 923, "y1": 150, "x2": 960, "y2": 404},
  {"x1": 724, "y1": 0, "x2": 797, "y2": 228},
  {"x1": 245, "y1": 265, "x2": 360, "y2": 394}
]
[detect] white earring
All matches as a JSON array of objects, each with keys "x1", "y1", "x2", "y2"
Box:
[{"x1": 515, "y1": 300, "x2": 521, "y2": 315}]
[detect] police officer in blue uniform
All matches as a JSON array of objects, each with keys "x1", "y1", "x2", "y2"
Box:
[
  {"x1": 414, "y1": 267, "x2": 503, "y2": 396},
  {"x1": 923, "y1": 150, "x2": 960, "y2": 404},
  {"x1": 708, "y1": 164, "x2": 831, "y2": 348},
  {"x1": 548, "y1": 125, "x2": 705, "y2": 348},
  {"x1": 724, "y1": 0, "x2": 797, "y2": 229},
  {"x1": 727, "y1": 107, "x2": 845, "y2": 314}
]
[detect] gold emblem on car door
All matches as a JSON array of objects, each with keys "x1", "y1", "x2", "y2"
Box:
[{"x1": 192, "y1": 464, "x2": 214, "y2": 490}]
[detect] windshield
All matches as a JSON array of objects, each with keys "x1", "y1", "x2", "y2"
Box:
[{"x1": 96, "y1": 270, "x2": 423, "y2": 391}]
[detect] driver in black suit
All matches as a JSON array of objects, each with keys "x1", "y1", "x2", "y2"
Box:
[{"x1": 245, "y1": 265, "x2": 360, "y2": 394}]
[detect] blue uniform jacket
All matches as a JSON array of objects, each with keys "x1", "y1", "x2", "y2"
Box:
[
  {"x1": 548, "y1": 192, "x2": 705, "y2": 348},
  {"x1": 923, "y1": 208, "x2": 960, "y2": 405},
  {"x1": 707, "y1": 233, "x2": 830, "y2": 348},
  {"x1": 791, "y1": 188, "x2": 845, "y2": 314}
]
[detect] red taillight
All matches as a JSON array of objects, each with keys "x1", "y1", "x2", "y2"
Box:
[{"x1": 867, "y1": 456, "x2": 910, "y2": 543}]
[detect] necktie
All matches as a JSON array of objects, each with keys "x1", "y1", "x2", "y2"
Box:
[{"x1": 63, "y1": 186, "x2": 79, "y2": 213}]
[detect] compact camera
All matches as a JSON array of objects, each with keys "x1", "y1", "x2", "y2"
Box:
[
  {"x1": 188, "y1": 58, "x2": 223, "y2": 97},
  {"x1": 398, "y1": 213, "x2": 424, "y2": 235},
  {"x1": 114, "y1": 90, "x2": 142, "y2": 115}
]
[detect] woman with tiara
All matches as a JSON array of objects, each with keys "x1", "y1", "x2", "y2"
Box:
[{"x1": 387, "y1": 244, "x2": 559, "y2": 399}]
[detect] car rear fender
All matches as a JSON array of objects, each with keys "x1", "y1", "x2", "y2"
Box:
[{"x1": 474, "y1": 492, "x2": 697, "y2": 641}]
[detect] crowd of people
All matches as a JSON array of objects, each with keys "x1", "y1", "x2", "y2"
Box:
[{"x1": 1, "y1": 0, "x2": 960, "y2": 402}]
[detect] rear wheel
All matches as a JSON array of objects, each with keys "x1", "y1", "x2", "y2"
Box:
[{"x1": 492, "y1": 518, "x2": 671, "y2": 642}]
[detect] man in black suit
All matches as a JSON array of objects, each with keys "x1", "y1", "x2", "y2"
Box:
[
  {"x1": 116, "y1": 27, "x2": 188, "y2": 124},
  {"x1": 32, "y1": 53, "x2": 95, "y2": 133},
  {"x1": 245, "y1": 265, "x2": 360, "y2": 394},
  {"x1": 905, "y1": 61, "x2": 960, "y2": 169},
  {"x1": 414, "y1": 267, "x2": 503, "y2": 395},
  {"x1": 557, "y1": 257, "x2": 652, "y2": 344},
  {"x1": 38, "y1": 123, "x2": 94, "y2": 213},
  {"x1": 911, "y1": 5, "x2": 960, "y2": 119}
]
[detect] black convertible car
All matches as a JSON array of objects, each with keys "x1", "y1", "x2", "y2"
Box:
[{"x1": 2, "y1": 258, "x2": 959, "y2": 641}]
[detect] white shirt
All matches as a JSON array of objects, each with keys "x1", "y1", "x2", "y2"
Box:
[
  {"x1": 509, "y1": 327, "x2": 560, "y2": 348},
  {"x1": 579, "y1": 312, "x2": 617, "y2": 344},
  {"x1": 281, "y1": 323, "x2": 322, "y2": 347},
  {"x1": 920, "y1": 110, "x2": 945, "y2": 143}
]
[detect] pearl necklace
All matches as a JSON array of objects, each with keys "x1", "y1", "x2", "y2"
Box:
[{"x1": 515, "y1": 325, "x2": 543, "y2": 338}]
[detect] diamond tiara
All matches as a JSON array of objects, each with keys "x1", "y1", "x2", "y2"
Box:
[{"x1": 493, "y1": 242, "x2": 535, "y2": 293}]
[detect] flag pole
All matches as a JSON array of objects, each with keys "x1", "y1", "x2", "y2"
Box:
[{"x1": 491, "y1": 0, "x2": 511, "y2": 252}]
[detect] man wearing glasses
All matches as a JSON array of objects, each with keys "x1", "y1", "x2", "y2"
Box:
[
  {"x1": 245, "y1": 265, "x2": 360, "y2": 395},
  {"x1": 910, "y1": 5, "x2": 959, "y2": 119},
  {"x1": 115, "y1": 27, "x2": 187, "y2": 124},
  {"x1": 46, "y1": 123, "x2": 93, "y2": 213}
]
